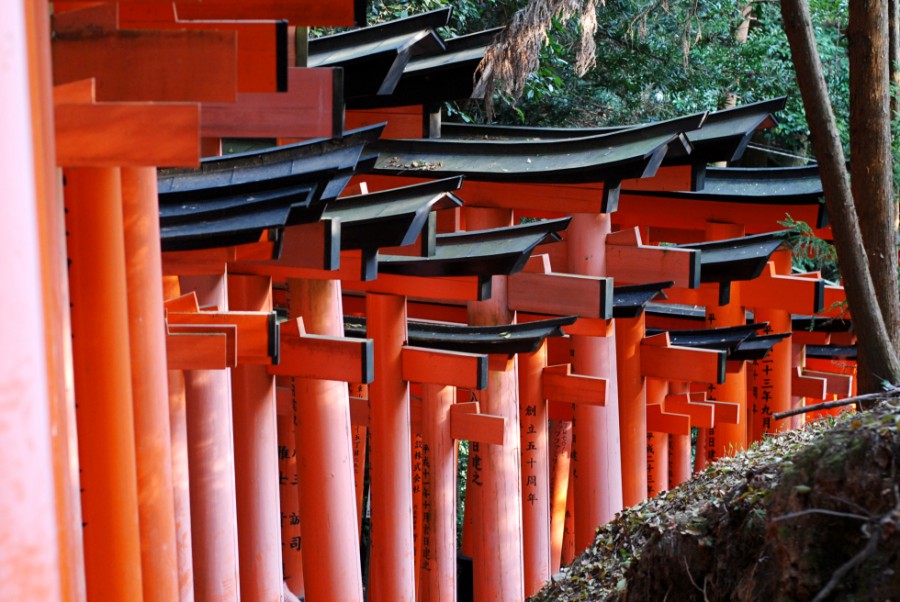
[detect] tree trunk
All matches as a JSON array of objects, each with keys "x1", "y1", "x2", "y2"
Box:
[
  {"x1": 890, "y1": 0, "x2": 900, "y2": 115},
  {"x1": 848, "y1": 0, "x2": 900, "y2": 391},
  {"x1": 780, "y1": 0, "x2": 900, "y2": 393}
]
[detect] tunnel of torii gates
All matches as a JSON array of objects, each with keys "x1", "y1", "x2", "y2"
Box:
[{"x1": 5, "y1": 1, "x2": 859, "y2": 602}]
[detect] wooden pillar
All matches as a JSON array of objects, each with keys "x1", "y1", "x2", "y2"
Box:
[
  {"x1": 180, "y1": 274, "x2": 240, "y2": 602},
  {"x1": 667, "y1": 382, "x2": 692, "y2": 488},
  {"x1": 27, "y1": 0, "x2": 87, "y2": 595},
  {"x1": 277, "y1": 408, "x2": 303, "y2": 598},
  {"x1": 289, "y1": 278, "x2": 363, "y2": 602},
  {"x1": 790, "y1": 343, "x2": 807, "y2": 429},
  {"x1": 0, "y1": 3, "x2": 65, "y2": 592},
  {"x1": 368, "y1": 292, "x2": 415, "y2": 602},
  {"x1": 466, "y1": 207, "x2": 524, "y2": 601},
  {"x1": 122, "y1": 167, "x2": 180, "y2": 602},
  {"x1": 645, "y1": 378, "x2": 669, "y2": 498},
  {"x1": 703, "y1": 222, "x2": 747, "y2": 462},
  {"x1": 65, "y1": 167, "x2": 144, "y2": 601},
  {"x1": 162, "y1": 277, "x2": 195, "y2": 602},
  {"x1": 229, "y1": 274, "x2": 282, "y2": 602},
  {"x1": 419, "y1": 384, "x2": 457, "y2": 602},
  {"x1": 548, "y1": 421, "x2": 572, "y2": 575},
  {"x1": 615, "y1": 313, "x2": 647, "y2": 507},
  {"x1": 520, "y1": 343, "x2": 551, "y2": 596},
  {"x1": 568, "y1": 213, "x2": 622, "y2": 551}
]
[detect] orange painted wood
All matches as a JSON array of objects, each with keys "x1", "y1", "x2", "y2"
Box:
[
  {"x1": 664, "y1": 393, "x2": 715, "y2": 429},
  {"x1": 118, "y1": 4, "x2": 285, "y2": 93},
  {"x1": 277, "y1": 412, "x2": 304, "y2": 599},
  {"x1": 228, "y1": 274, "x2": 282, "y2": 602},
  {"x1": 166, "y1": 369, "x2": 196, "y2": 602},
  {"x1": 817, "y1": 283, "x2": 848, "y2": 318},
  {"x1": 547, "y1": 420, "x2": 572, "y2": 574},
  {"x1": 566, "y1": 212, "x2": 623, "y2": 552},
  {"x1": 164, "y1": 241, "x2": 274, "y2": 276},
  {"x1": 349, "y1": 396, "x2": 370, "y2": 427},
  {"x1": 666, "y1": 383, "x2": 692, "y2": 489},
  {"x1": 606, "y1": 228, "x2": 700, "y2": 288},
  {"x1": 616, "y1": 314, "x2": 648, "y2": 507},
  {"x1": 542, "y1": 364, "x2": 608, "y2": 405},
  {"x1": 646, "y1": 377, "x2": 670, "y2": 497},
  {"x1": 180, "y1": 274, "x2": 241, "y2": 602},
  {"x1": 791, "y1": 368, "x2": 829, "y2": 399},
  {"x1": 164, "y1": 291, "x2": 200, "y2": 313},
  {"x1": 346, "y1": 107, "x2": 424, "y2": 139},
  {"x1": 562, "y1": 466, "x2": 576, "y2": 566},
  {"x1": 168, "y1": 310, "x2": 272, "y2": 363},
  {"x1": 52, "y1": 25, "x2": 238, "y2": 102},
  {"x1": 412, "y1": 433, "x2": 424, "y2": 597},
  {"x1": 419, "y1": 384, "x2": 458, "y2": 602},
  {"x1": 201, "y1": 68, "x2": 339, "y2": 138},
  {"x1": 750, "y1": 309, "x2": 793, "y2": 442},
  {"x1": 742, "y1": 263, "x2": 825, "y2": 314},
  {"x1": 621, "y1": 164, "x2": 694, "y2": 191},
  {"x1": 520, "y1": 344, "x2": 552, "y2": 597},
  {"x1": 646, "y1": 403, "x2": 691, "y2": 436},
  {"x1": 273, "y1": 320, "x2": 373, "y2": 382},
  {"x1": 508, "y1": 272, "x2": 613, "y2": 318},
  {"x1": 121, "y1": 167, "x2": 180, "y2": 602},
  {"x1": 55, "y1": 100, "x2": 200, "y2": 167},
  {"x1": 28, "y1": 1, "x2": 88, "y2": 594},
  {"x1": 1, "y1": 5, "x2": 66, "y2": 593},
  {"x1": 449, "y1": 405, "x2": 505, "y2": 445},
  {"x1": 346, "y1": 273, "x2": 490, "y2": 301},
  {"x1": 166, "y1": 325, "x2": 235, "y2": 369},
  {"x1": 522, "y1": 314, "x2": 615, "y2": 337},
  {"x1": 615, "y1": 193, "x2": 828, "y2": 239},
  {"x1": 162, "y1": 277, "x2": 195, "y2": 602},
  {"x1": 174, "y1": 0, "x2": 361, "y2": 26},
  {"x1": 401, "y1": 346, "x2": 488, "y2": 390},
  {"x1": 367, "y1": 292, "x2": 416, "y2": 602},
  {"x1": 352, "y1": 422, "x2": 368, "y2": 534},
  {"x1": 287, "y1": 278, "x2": 364, "y2": 601},
  {"x1": 640, "y1": 334, "x2": 726, "y2": 384},
  {"x1": 793, "y1": 330, "x2": 831, "y2": 346},
  {"x1": 802, "y1": 369, "x2": 854, "y2": 398},
  {"x1": 64, "y1": 167, "x2": 144, "y2": 601}
]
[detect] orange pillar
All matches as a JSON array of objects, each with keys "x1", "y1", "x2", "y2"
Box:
[
  {"x1": 645, "y1": 378, "x2": 668, "y2": 498},
  {"x1": 65, "y1": 167, "x2": 144, "y2": 601},
  {"x1": 162, "y1": 277, "x2": 195, "y2": 602},
  {"x1": 412, "y1": 432, "x2": 424, "y2": 595},
  {"x1": 229, "y1": 274, "x2": 282, "y2": 602},
  {"x1": 790, "y1": 343, "x2": 807, "y2": 429},
  {"x1": 122, "y1": 167, "x2": 180, "y2": 602},
  {"x1": 704, "y1": 221, "x2": 747, "y2": 463},
  {"x1": 368, "y1": 292, "x2": 415, "y2": 602},
  {"x1": 27, "y1": 0, "x2": 87, "y2": 596},
  {"x1": 288, "y1": 278, "x2": 363, "y2": 602},
  {"x1": 0, "y1": 3, "x2": 64, "y2": 592},
  {"x1": 548, "y1": 420, "x2": 572, "y2": 575},
  {"x1": 277, "y1": 410, "x2": 304, "y2": 598},
  {"x1": 419, "y1": 384, "x2": 457, "y2": 602},
  {"x1": 520, "y1": 344, "x2": 551, "y2": 596},
  {"x1": 749, "y1": 309, "x2": 792, "y2": 441},
  {"x1": 561, "y1": 469, "x2": 576, "y2": 566},
  {"x1": 180, "y1": 274, "x2": 240, "y2": 602},
  {"x1": 568, "y1": 213, "x2": 622, "y2": 551},
  {"x1": 466, "y1": 206, "x2": 524, "y2": 601},
  {"x1": 615, "y1": 313, "x2": 647, "y2": 507},
  {"x1": 667, "y1": 382, "x2": 692, "y2": 488}
]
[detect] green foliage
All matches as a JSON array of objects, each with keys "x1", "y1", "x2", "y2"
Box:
[{"x1": 778, "y1": 214, "x2": 840, "y2": 282}]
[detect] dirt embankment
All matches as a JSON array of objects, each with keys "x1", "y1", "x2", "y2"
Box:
[{"x1": 531, "y1": 397, "x2": 900, "y2": 601}]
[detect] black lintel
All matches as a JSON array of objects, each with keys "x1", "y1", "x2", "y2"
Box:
[
  {"x1": 371, "y1": 121, "x2": 689, "y2": 185},
  {"x1": 792, "y1": 315, "x2": 853, "y2": 333},
  {"x1": 160, "y1": 204, "x2": 289, "y2": 252},
  {"x1": 159, "y1": 182, "x2": 316, "y2": 226},
  {"x1": 377, "y1": 217, "x2": 570, "y2": 278},
  {"x1": 645, "y1": 323, "x2": 765, "y2": 354},
  {"x1": 805, "y1": 344, "x2": 857, "y2": 360},
  {"x1": 324, "y1": 176, "x2": 463, "y2": 251},
  {"x1": 309, "y1": 9, "x2": 450, "y2": 97},
  {"x1": 613, "y1": 282, "x2": 673, "y2": 319},
  {"x1": 679, "y1": 231, "x2": 789, "y2": 283},
  {"x1": 343, "y1": 314, "x2": 577, "y2": 355},
  {"x1": 684, "y1": 97, "x2": 787, "y2": 164},
  {"x1": 730, "y1": 332, "x2": 791, "y2": 361}
]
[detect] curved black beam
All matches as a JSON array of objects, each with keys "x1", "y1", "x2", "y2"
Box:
[
  {"x1": 679, "y1": 231, "x2": 789, "y2": 284},
  {"x1": 344, "y1": 314, "x2": 577, "y2": 355},
  {"x1": 325, "y1": 176, "x2": 463, "y2": 252},
  {"x1": 684, "y1": 97, "x2": 786, "y2": 165},
  {"x1": 613, "y1": 282, "x2": 673, "y2": 319},
  {"x1": 729, "y1": 332, "x2": 790, "y2": 361},
  {"x1": 346, "y1": 28, "x2": 501, "y2": 110},
  {"x1": 646, "y1": 323, "x2": 764, "y2": 353},
  {"x1": 159, "y1": 182, "x2": 316, "y2": 226},
  {"x1": 309, "y1": 8, "x2": 450, "y2": 97},
  {"x1": 377, "y1": 217, "x2": 570, "y2": 277},
  {"x1": 160, "y1": 205, "x2": 289, "y2": 252},
  {"x1": 370, "y1": 122, "x2": 690, "y2": 185}
]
